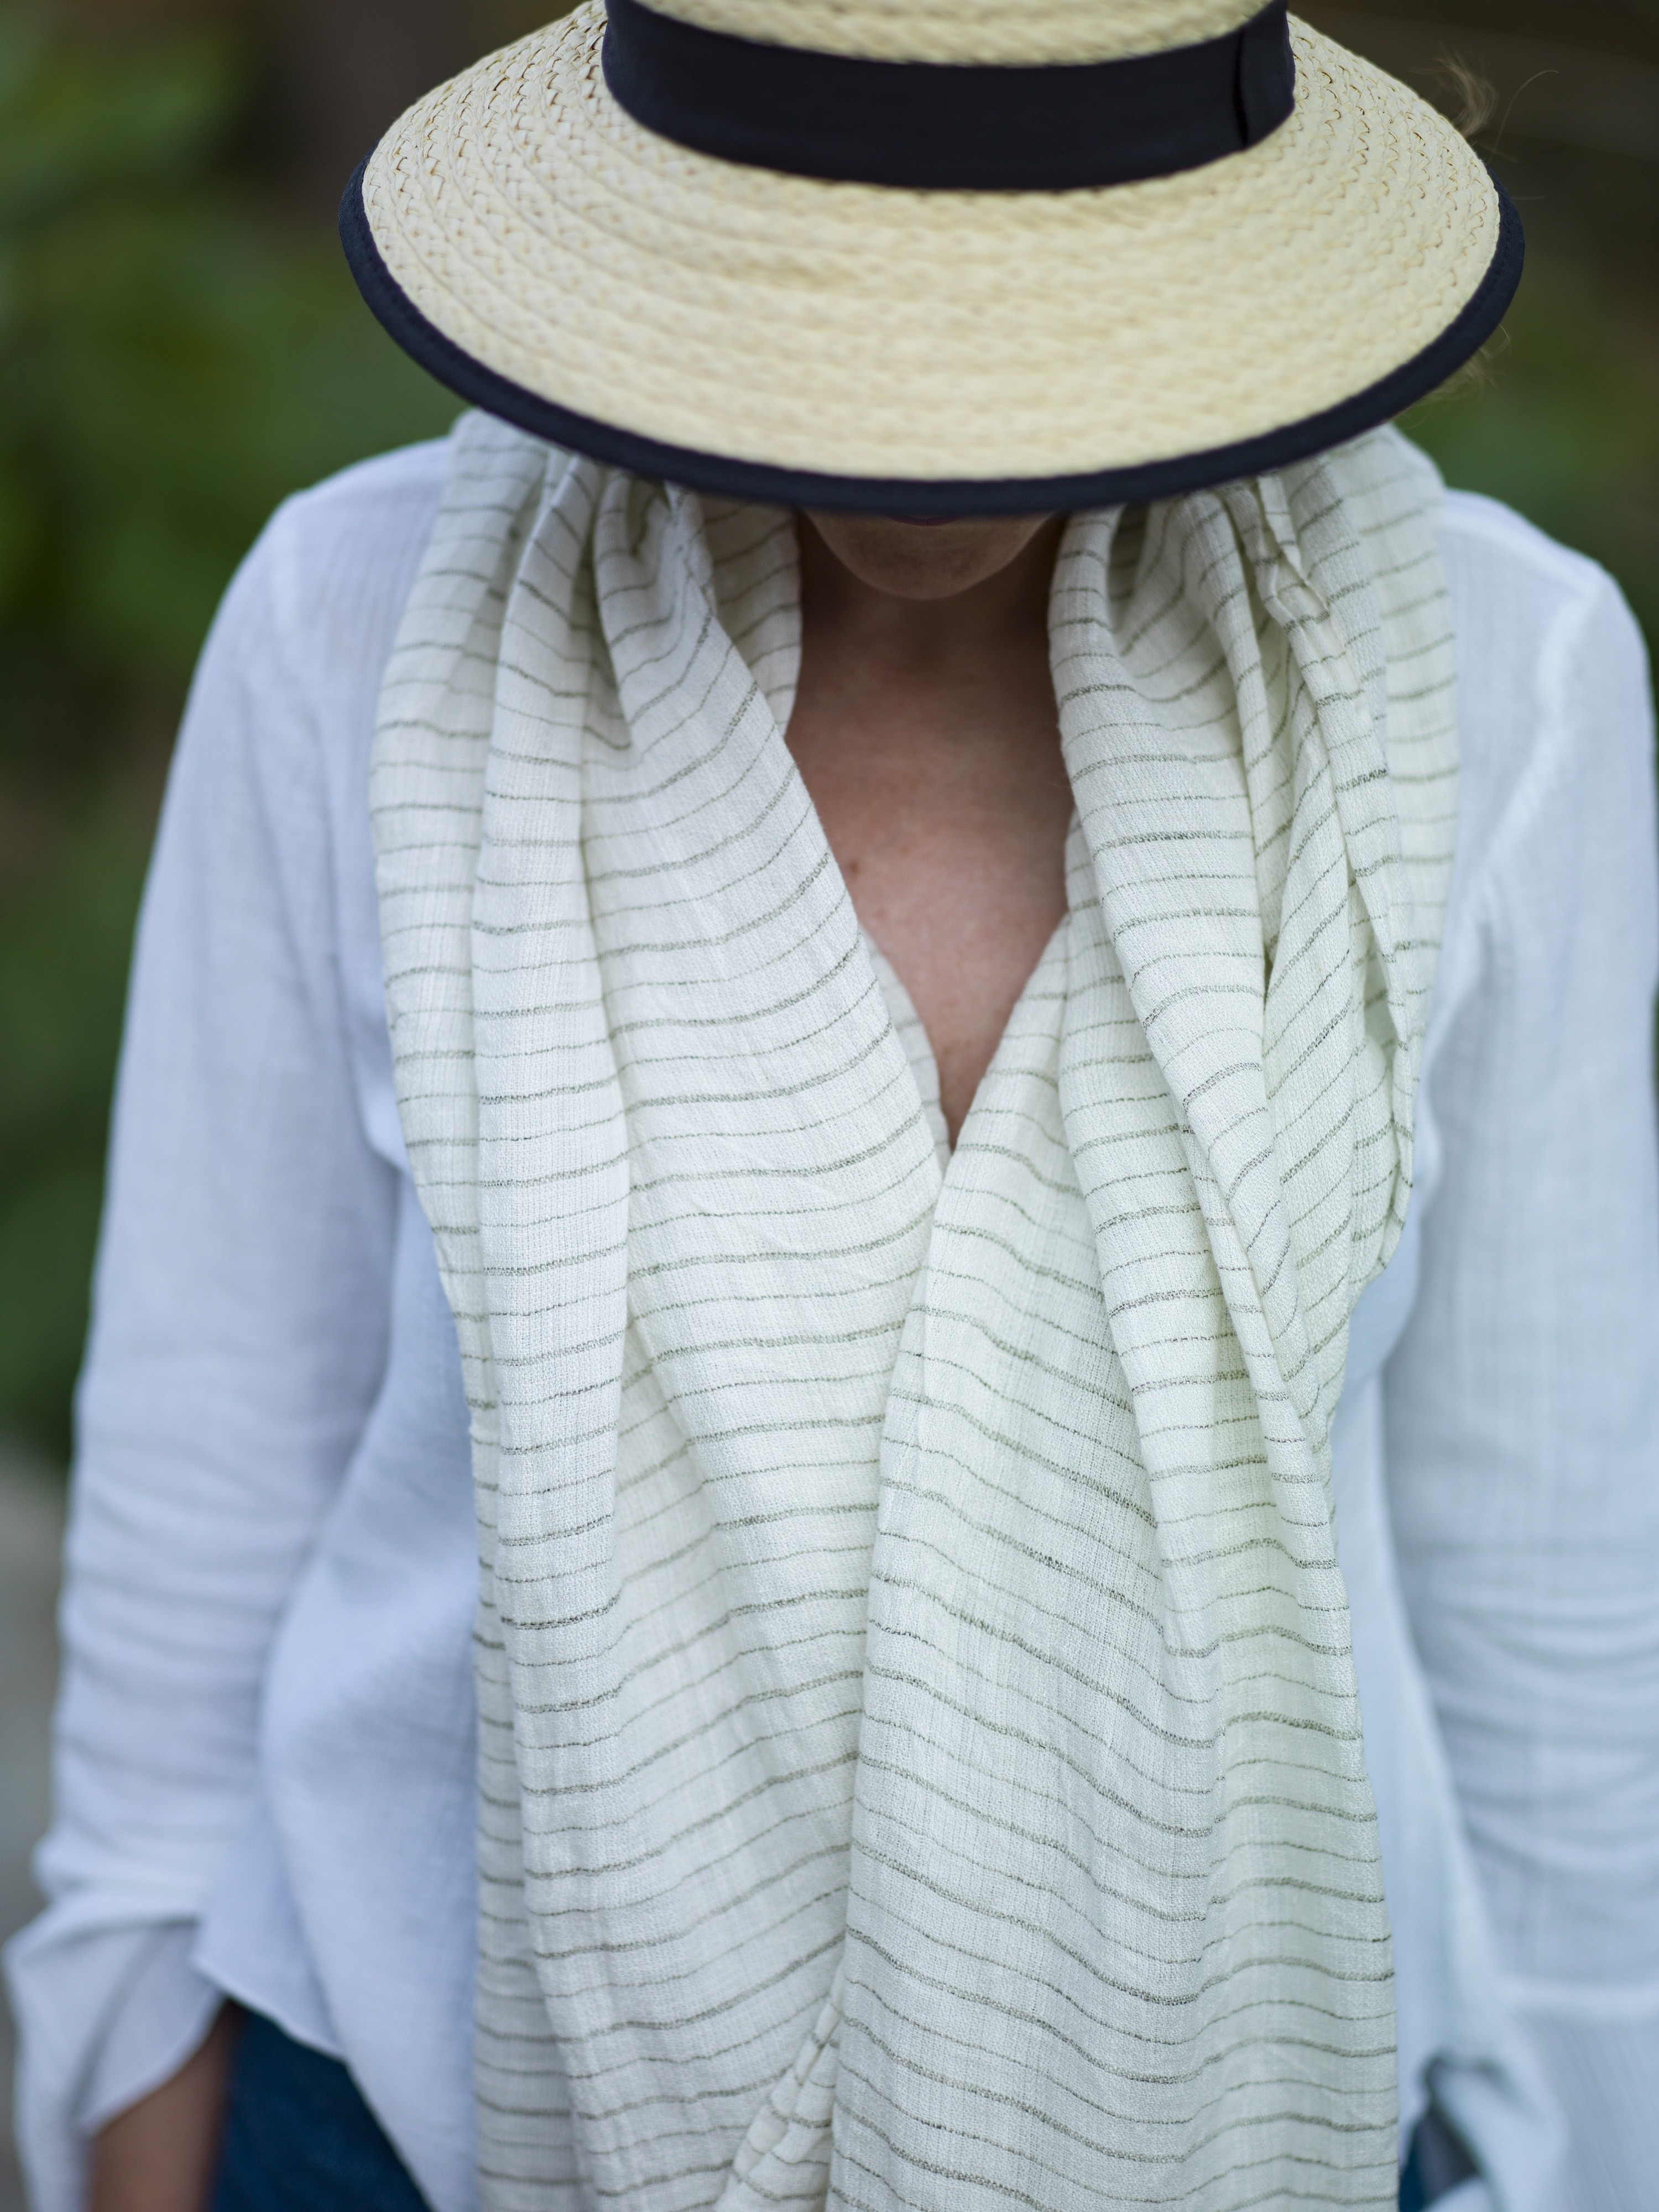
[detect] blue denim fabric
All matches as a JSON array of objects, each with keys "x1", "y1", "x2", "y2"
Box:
[
  {"x1": 213, "y1": 2008, "x2": 1473, "y2": 2211},
  {"x1": 211, "y1": 2012, "x2": 431, "y2": 2212},
  {"x1": 1400, "y1": 2103, "x2": 1481, "y2": 2212}
]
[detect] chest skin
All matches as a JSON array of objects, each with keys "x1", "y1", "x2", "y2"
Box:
[{"x1": 785, "y1": 520, "x2": 1074, "y2": 1144}]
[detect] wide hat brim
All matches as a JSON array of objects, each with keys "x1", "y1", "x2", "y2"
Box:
[{"x1": 343, "y1": 5, "x2": 1521, "y2": 515}]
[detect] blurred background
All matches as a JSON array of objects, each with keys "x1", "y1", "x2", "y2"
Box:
[{"x1": 0, "y1": 1, "x2": 1655, "y2": 2203}]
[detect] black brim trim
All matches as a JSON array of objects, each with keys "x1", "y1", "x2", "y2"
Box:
[{"x1": 340, "y1": 165, "x2": 1524, "y2": 517}]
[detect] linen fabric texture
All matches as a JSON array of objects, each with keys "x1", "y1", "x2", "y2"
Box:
[{"x1": 368, "y1": 414, "x2": 1458, "y2": 2211}]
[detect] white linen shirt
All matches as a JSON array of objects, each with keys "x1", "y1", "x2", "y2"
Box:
[{"x1": 8, "y1": 440, "x2": 1659, "y2": 2212}]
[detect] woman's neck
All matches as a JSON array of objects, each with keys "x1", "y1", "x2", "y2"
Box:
[
  {"x1": 787, "y1": 513, "x2": 1072, "y2": 1143},
  {"x1": 796, "y1": 512, "x2": 1062, "y2": 678}
]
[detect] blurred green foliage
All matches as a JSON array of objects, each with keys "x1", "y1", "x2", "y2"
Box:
[
  {"x1": 0, "y1": 6, "x2": 452, "y2": 1453},
  {"x1": 0, "y1": 804, "x2": 141, "y2": 1449},
  {"x1": 1403, "y1": 258, "x2": 1659, "y2": 648},
  {"x1": 0, "y1": 8, "x2": 455, "y2": 707},
  {"x1": 0, "y1": 7, "x2": 1655, "y2": 1462}
]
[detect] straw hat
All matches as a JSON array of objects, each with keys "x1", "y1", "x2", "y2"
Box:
[{"x1": 341, "y1": 0, "x2": 1521, "y2": 514}]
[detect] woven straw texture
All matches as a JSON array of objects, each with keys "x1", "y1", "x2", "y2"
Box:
[
  {"x1": 359, "y1": 9, "x2": 1499, "y2": 485},
  {"x1": 637, "y1": 0, "x2": 1262, "y2": 65},
  {"x1": 371, "y1": 411, "x2": 1458, "y2": 2209}
]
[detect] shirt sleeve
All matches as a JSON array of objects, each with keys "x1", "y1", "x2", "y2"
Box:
[
  {"x1": 1384, "y1": 564, "x2": 1659, "y2": 2211},
  {"x1": 3, "y1": 506, "x2": 399, "y2": 2211}
]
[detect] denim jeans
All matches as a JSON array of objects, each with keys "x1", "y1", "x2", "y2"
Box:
[
  {"x1": 213, "y1": 2009, "x2": 1475, "y2": 2210},
  {"x1": 211, "y1": 2011, "x2": 431, "y2": 2212},
  {"x1": 1400, "y1": 2103, "x2": 1481, "y2": 2212}
]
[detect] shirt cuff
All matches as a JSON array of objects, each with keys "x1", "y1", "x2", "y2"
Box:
[
  {"x1": 79, "y1": 1921, "x2": 224, "y2": 2133},
  {"x1": 5, "y1": 1917, "x2": 224, "y2": 2212}
]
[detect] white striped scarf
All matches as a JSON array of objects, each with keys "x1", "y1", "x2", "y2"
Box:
[{"x1": 371, "y1": 412, "x2": 1458, "y2": 2212}]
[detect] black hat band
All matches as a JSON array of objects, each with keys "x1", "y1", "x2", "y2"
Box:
[{"x1": 601, "y1": 0, "x2": 1297, "y2": 193}]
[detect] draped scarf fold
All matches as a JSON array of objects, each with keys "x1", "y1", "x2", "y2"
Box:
[{"x1": 371, "y1": 413, "x2": 1458, "y2": 2211}]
